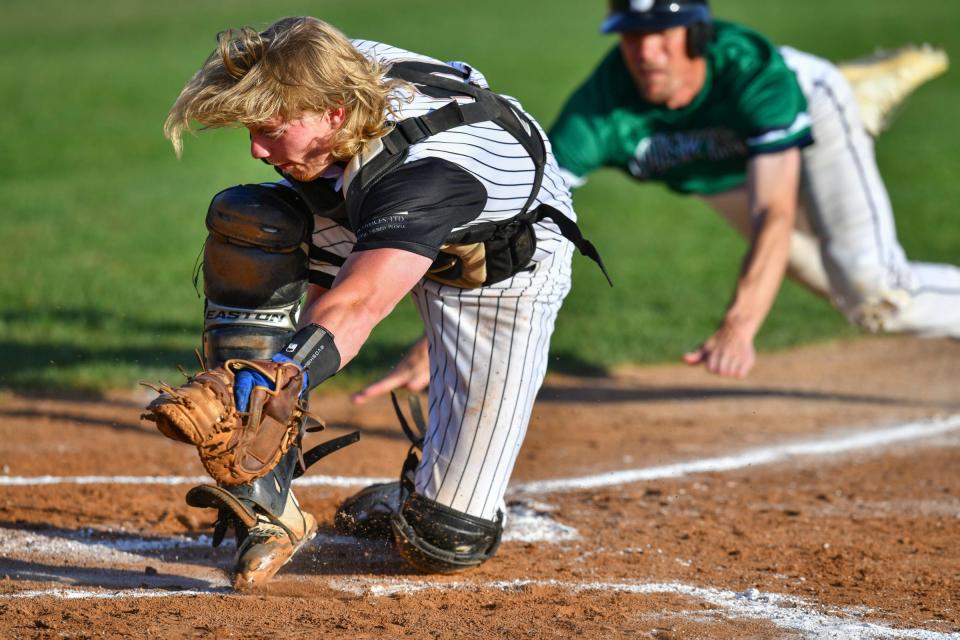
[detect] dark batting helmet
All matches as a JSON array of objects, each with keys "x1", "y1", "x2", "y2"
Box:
[{"x1": 601, "y1": 0, "x2": 713, "y2": 57}]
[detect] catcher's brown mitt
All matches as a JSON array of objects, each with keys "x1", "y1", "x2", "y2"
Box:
[{"x1": 142, "y1": 359, "x2": 308, "y2": 486}]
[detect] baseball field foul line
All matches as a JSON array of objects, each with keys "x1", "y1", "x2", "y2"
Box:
[
  {"x1": 330, "y1": 578, "x2": 960, "y2": 640},
  {"x1": 2, "y1": 414, "x2": 957, "y2": 492},
  {"x1": 1, "y1": 580, "x2": 955, "y2": 640},
  {"x1": 513, "y1": 413, "x2": 960, "y2": 494}
]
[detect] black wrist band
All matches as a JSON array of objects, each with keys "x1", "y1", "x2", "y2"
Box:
[{"x1": 281, "y1": 323, "x2": 340, "y2": 389}]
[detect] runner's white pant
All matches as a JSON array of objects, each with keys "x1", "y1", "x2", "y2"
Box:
[{"x1": 707, "y1": 48, "x2": 960, "y2": 337}]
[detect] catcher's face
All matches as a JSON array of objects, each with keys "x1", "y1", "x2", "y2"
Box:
[
  {"x1": 248, "y1": 108, "x2": 346, "y2": 182},
  {"x1": 620, "y1": 26, "x2": 701, "y2": 107}
]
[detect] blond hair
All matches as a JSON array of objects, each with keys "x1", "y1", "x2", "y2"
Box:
[{"x1": 164, "y1": 16, "x2": 405, "y2": 159}]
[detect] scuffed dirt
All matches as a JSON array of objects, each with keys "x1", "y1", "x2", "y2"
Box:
[{"x1": 0, "y1": 336, "x2": 958, "y2": 639}]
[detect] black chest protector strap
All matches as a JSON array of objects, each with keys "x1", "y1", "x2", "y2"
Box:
[
  {"x1": 384, "y1": 62, "x2": 610, "y2": 285},
  {"x1": 377, "y1": 62, "x2": 547, "y2": 221},
  {"x1": 537, "y1": 205, "x2": 612, "y2": 287}
]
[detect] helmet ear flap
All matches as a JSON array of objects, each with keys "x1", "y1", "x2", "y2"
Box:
[{"x1": 686, "y1": 21, "x2": 713, "y2": 57}]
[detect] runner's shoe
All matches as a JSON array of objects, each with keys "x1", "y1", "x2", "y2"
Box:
[{"x1": 839, "y1": 44, "x2": 949, "y2": 137}]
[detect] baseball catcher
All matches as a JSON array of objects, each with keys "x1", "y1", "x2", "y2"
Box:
[
  {"x1": 150, "y1": 16, "x2": 604, "y2": 589},
  {"x1": 142, "y1": 181, "x2": 357, "y2": 590}
]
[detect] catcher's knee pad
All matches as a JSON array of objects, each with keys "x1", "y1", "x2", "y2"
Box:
[
  {"x1": 390, "y1": 493, "x2": 503, "y2": 574},
  {"x1": 202, "y1": 183, "x2": 311, "y2": 365}
]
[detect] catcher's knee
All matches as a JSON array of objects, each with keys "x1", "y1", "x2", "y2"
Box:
[
  {"x1": 390, "y1": 493, "x2": 503, "y2": 574},
  {"x1": 202, "y1": 184, "x2": 311, "y2": 364}
]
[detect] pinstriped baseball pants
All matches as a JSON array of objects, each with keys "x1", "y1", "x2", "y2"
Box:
[
  {"x1": 785, "y1": 47, "x2": 960, "y2": 336},
  {"x1": 709, "y1": 48, "x2": 960, "y2": 337},
  {"x1": 411, "y1": 240, "x2": 574, "y2": 520},
  {"x1": 308, "y1": 212, "x2": 575, "y2": 522}
]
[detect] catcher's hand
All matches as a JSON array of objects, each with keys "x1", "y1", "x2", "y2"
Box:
[{"x1": 142, "y1": 358, "x2": 308, "y2": 486}]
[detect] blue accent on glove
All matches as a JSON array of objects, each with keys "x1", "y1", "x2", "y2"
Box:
[
  {"x1": 233, "y1": 354, "x2": 309, "y2": 413},
  {"x1": 233, "y1": 368, "x2": 274, "y2": 413}
]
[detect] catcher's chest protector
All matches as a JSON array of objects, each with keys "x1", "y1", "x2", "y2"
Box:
[{"x1": 285, "y1": 61, "x2": 610, "y2": 288}]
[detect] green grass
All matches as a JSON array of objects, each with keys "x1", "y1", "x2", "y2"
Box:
[{"x1": 2, "y1": 0, "x2": 957, "y2": 391}]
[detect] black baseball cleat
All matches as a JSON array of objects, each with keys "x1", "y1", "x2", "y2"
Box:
[{"x1": 334, "y1": 481, "x2": 403, "y2": 539}]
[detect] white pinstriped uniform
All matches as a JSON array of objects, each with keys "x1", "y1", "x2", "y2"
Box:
[
  {"x1": 707, "y1": 48, "x2": 960, "y2": 336},
  {"x1": 298, "y1": 41, "x2": 576, "y2": 521},
  {"x1": 783, "y1": 47, "x2": 960, "y2": 335}
]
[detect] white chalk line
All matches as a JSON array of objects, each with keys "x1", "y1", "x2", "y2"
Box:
[
  {"x1": 0, "y1": 507, "x2": 578, "y2": 602},
  {"x1": 328, "y1": 578, "x2": 959, "y2": 640},
  {"x1": 3, "y1": 414, "x2": 957, "y2": 494},
  {"x1": 515, "y1": 413, "x2": 960, "y2": 494},
  {"x1": 1, "y1": 588, "x2": 219, "y2": 600},
  {"x1": 0, "y1": 528, "x2": 210, "y2": 565},
  {"x1": 0, "y1": 503, "x2": 576, "y2": 566},
  {"x1": 1, "y1": 579, "x2": 955, "y2": 640}
]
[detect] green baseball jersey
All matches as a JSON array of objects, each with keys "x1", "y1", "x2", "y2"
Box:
[{"x1": 549, "y1": 21, "x2": 813, "y2": 195}]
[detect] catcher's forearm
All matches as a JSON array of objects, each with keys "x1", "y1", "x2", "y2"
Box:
[
  {"x1": 285, "y1": 248, "x2": 433, "y2": 388},
  {"x1": 282, "y1": 252, "x2": 430, "y2": 388}
]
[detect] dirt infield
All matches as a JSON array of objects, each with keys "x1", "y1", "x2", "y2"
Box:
[{"x1": 1, "y1": 335, "x2": 958, "y2": 639}]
